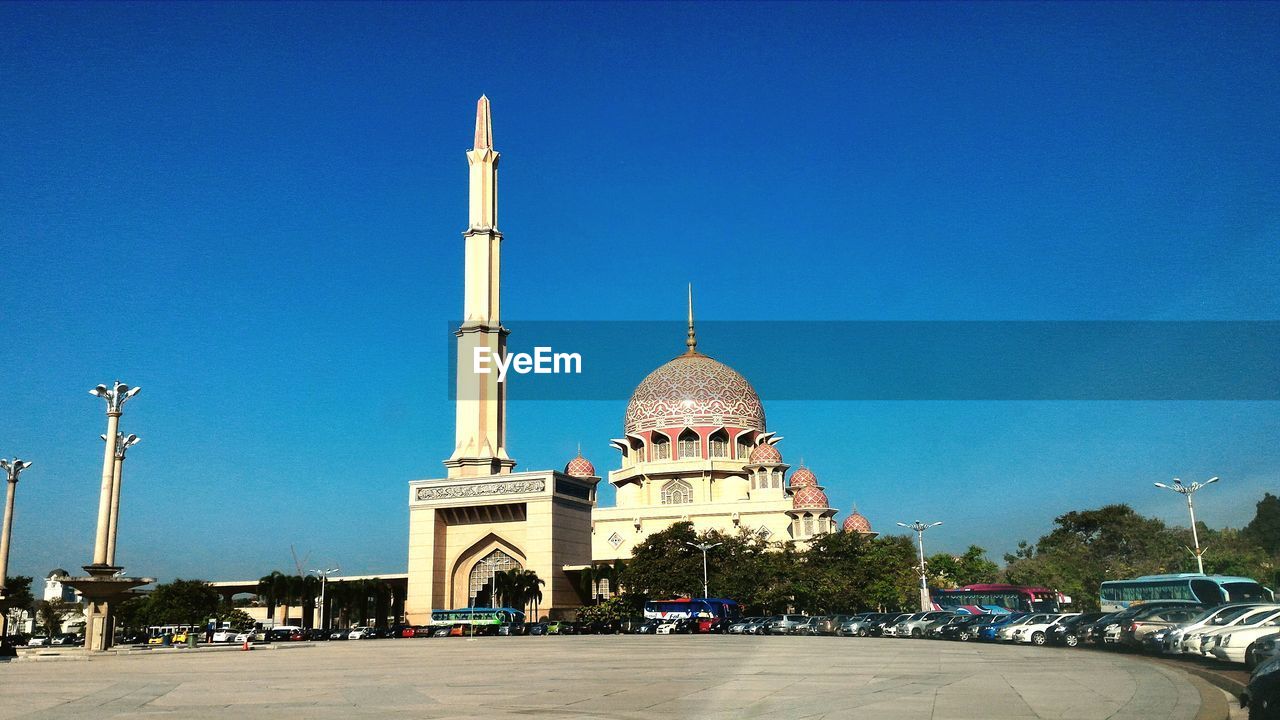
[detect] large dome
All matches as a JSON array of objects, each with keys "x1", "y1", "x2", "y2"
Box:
[{"x1": 624, "y1": 353, "x2": 766, "y2": 435}]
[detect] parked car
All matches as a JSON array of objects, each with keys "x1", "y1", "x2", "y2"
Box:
[
  {"x1": 997, "y1": 614, "x2": 1052, "y2": 642},
  {"x1": 1177, "y1": 605, "x2": 1278, "y2": 655},
  {"x1": 1240, "y1": 653, "x2": 1280, "y2": 720},
  {"x1": 212, "y1": 628, "x2": 241, "y2": 643},
  {"x1": 977, "y1": 613, "x2": 1026, "y2": 641},
  {"x1": 1211, "y1": 610, "x2": 1280, "y2": 667},
  {"x1": 497, "y1": 622, "x2": 526, "y2": 636},
  {"x1": 894, "y1": 611, "x2": 954, "y2": 639},
  {"x1": 1052, "y1": 612, "x2": 1107, "y2": 647},
  {"x1": 815, "y1": 615, "x2": 853, "y2": 635},
  {"x1": 656, "y1": 619, "x2": 694, "y2": 634},
  {"x1": 764, "y1": 615, "x2": 808, "y2": 635},
  {"x1": 1195, "y1": 607, "x2": 1280, "y2": 657},
  {"x1": 837, "y1": 613, "x2": 886, "y2": 637},
  {"x1": 347, "y1": 626, "x2": 374, "y2": 640},
  {"x1": 28, "y1": 635, "x2": 50, "y2": 647},
  {"x1": 1119, "y1": 604, "x2": 1206, "y2": 649},
  {"x1": 793, "y1": 617, "x2": 823, "y2": 636},
  {"x1": 51, "y1": 634, "x2": 83, "y2": 646},
  {"x1": 1011, "y1": 614, "x2": 1077, "y2": 645},
  {"x1": 935, "y1": 614, "x2": 991, "y2": 642}
]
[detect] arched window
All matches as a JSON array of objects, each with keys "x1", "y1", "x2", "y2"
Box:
[
  {"x1": 803, "y1": 515, "x2": 814, "y2": 536},
  {"x1": 737, "y1": 438, "x2": 752, "y2": 459},
  {"x1": 678, "y1": 429, "x2": 700, "y2": 460},
  {"x1": 771, "y1": 471, "x2": 781, "y2": 489},
  {"x1": 630, "y1": 439, "x2": 645, "y2": 466},
  {"x1": 469, "y1": 549, "x2": 521, "y2": 604},
  {"x1": 651, "y1": 433, "x2": 670, "y2": 461},
  {"x1": 660, "y1": 479, "x2": 693, "y2": 505},
  {"x1": 708, "y1": 430, "x2": 729, "y2": 458}
]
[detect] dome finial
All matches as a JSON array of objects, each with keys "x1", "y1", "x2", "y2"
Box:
[{"x1": 685, "y1": 283, "x2": 697, "y2": 354}]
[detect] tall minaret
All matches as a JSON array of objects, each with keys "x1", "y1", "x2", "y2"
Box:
[{"x1": 444, "y1": 96, "x2": 516, "y2": 478}]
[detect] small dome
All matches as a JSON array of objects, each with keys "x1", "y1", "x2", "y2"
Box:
[
  {"x1": 792, "y1": 485, "x2": 830, "y2": 510},
  {"x1": 748, "y1": 442, "x2": 781, "y2": 464},
  {"x1": 843, "y1": 512, "x2": 873, "y2": 534},
  {"x1": 47, "y1": 568, "x2": 69, "y2": 578},
  {"x1": 564, "y1": 453, "x2": 595, "y2": 478},
  {"x1": 789, "y1": 466, "x2": 817, "y2": 489}
]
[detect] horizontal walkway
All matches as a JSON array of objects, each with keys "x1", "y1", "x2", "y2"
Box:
[{"x1": 0, "y1": 635, "x2": 1208, "y2": 719}]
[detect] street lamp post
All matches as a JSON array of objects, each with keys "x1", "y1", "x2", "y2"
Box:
[
  {"x1": 1154, "y1": 477, "x2": 1219, "y2": 574},
  {"x1": 0, "y1": 457, "x2": 33, "y2": 642},
  {"x1": 311, "y1": 567, "x2": 339, "y2": 631},
  {"x1": 897, "y1": 521, "x2": 943, "y2": 612},
  {"x1": 685, "y1": 541, "x2": 721, "y2": 598},
  {"x1": 88, "y1": 381, "x2": 140, "y2": 569},
  {"x1": 101, "y1": 432, "x2": 139, "y2": 567}
]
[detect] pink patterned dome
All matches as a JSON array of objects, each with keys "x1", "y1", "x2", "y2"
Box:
[
  {"x1": 564, "y1": 452, "x2": 595, "y2": 478},
  {"x1": 624, "y1": 353, "x2": 766, "y2": 435},
  {"x1": 748, "y1": 442, "x2": 781, "y2": 464},
  {"x1": 843, "y1": 512, "x2": 873, "y2": 534},
  {"x1": 792, "y1": 485, "x2": 830, "y2": 510},
  {"x1": 788, "y1": 466, "x2": 817, "y2": 489}
]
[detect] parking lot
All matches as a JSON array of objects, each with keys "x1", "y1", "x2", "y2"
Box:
[{"x1": 1, "y1": 635, "x2": 1218, "y2": 720}]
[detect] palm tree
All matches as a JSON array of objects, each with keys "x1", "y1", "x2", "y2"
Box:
[
  {"x1": 257, "y1": 571, "x2": 289, "y2": 626},
  {"x1": 520, "y1": 570, "x2": 545, "y2": 621},
  {"x1": 577, "y1": 565, "x2": 599, "y2": 604},
  {"x1": 36, "y1": 599, "x2": 69, "y2": 639}
]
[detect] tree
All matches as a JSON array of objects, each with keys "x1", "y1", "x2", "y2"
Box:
[
  {"x1": 36, "y1": 599, "x2": 73, "y2": 639},
  {"x1": 146, "y1": 579, "x2": 221, "y2": 626},
  {"x1": 256, "y1": 571, "x2": 289, "y2": 624},
  {"x1": 1243, "y1": 493, "x2": 1280, "y2": 556},
  {"x1": 928, "y1": 546, "x2": 1000, "y2": 588},
  {"x1": 521, "y1": 570, "x2": 545, "y2": 620},
  {"x1": 619, "y1": 522, "x2": 704, "y2": 599},
  {"x1": 2, "y1": 576, "x2": 35, "y2": 618}
]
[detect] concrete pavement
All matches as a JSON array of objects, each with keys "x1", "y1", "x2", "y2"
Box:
[{"x1": 0, "y1": 635, "x2": 1212, "y2": 719}]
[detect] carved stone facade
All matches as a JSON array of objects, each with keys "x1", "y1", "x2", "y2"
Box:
[{"x1": 415, "y1": 479, "x2": 546, "y2": 502}]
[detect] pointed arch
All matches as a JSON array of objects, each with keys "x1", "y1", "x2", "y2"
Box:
[{"x1": 448, "y1": 532, "x2": 526, "y2": 609}]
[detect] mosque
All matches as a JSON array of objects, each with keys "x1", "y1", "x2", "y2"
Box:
[{"x1": 403, "y1": 98, "x2": 875, "y2": 624}]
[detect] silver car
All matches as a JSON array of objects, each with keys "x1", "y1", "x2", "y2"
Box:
[
  {"x1": 894, "y1": 611, "x2": 954, "y2": 639},
  {"x1": 765, "y1": 615, "x2": 808, "y2": 635}
]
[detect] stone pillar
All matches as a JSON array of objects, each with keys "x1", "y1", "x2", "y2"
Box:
[{"x1": 91, "y1": 412, "x2": 120, "y2": 567}]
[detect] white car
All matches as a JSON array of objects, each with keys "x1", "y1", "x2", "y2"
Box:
[
  {"x1": 347, "y1": 626, "x2": 374, "y2": 640},
  {"x1": 1011, "y1": 613, "x2": 1078, "y2": 645},
  {"x1": 999, "y1": 614, "x2": 1054, "y2": 642},
  {"x1": 1209, "y1": 609, "x2": 1280, "y2": 665},
  {"x1": 1164, "y1": 604, "x2": 1270, "y2": 655},
  {"x1": 211, "y1": 629, "x2": 239, "y2": 643},
  {"x1": 1190, "y1": 606, "x2": 1280, "y2": 655}
]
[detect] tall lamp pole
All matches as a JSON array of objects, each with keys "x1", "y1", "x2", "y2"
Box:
[
  {"x1": 0, "y1": 458, "x2": 33, "y2": 641},
  {"x1": 685, "y1": 541, "x2": 721, "y2": 598},
  {"x1": 101, "y1": 432, "x2": 139, "y2": 567},
  {"x1": 1154, "y1": 477, "x2": 1218, "y2": 574},
  {"x1": 897, "y1": 521, "x2": 942, "y2": 612},
  {"x1": 88, "y1": 381, "x2": 140, "y2": 569},
  {"x1": 311, "y1": 567, "x2": 339, "y2": 631}
]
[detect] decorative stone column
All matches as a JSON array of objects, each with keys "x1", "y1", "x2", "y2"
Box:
[
  {"x1": 65, "y1": 381, "x2": 153, "y2": 652},
  {"x1": 0, "y1": 458, "x2": 33, "y2": 653}
]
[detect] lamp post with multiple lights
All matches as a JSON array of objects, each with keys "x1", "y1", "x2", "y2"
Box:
[
  {"x1": 311, "y1": 567, "x2": 339, "y2": 630},
  {"x1": 0, "y1": 457, "x2": 33, "y2": 641},
  {"x1": 102, "y1": 432, "x2": 139, "y2": 567},
  {"x1": 88, "y1": 381, "x2": 140, "y2": 569},
  {"x1": 1154, "y1": 477, "x2": 1219, "y2": 574},
  {"x1": 685, "y1": 541, "x2": 721, "y2": 598},
  {"x1": 897, "y1": 521, "x2": 942, "y2": 612}
]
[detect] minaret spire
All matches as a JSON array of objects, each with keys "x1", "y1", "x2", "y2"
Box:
[
  {"x1": 447, "y1": 96, "x2": 514, "y2": 478},
  {"x1": 685, "y1": 283, "x2": 698, "y2": 355},
  {"x1": 473, "y1": 95, "x2": 493, "y2": 150}
]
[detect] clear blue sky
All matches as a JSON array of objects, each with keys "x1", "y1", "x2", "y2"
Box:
[{"x1": 2, "y1": 2, "x2": 1278, "y2": 583}]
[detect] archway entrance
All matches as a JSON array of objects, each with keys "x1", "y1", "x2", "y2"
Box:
[{"x1": 469, "y1": 549, "x2": 522, "y2": 607}]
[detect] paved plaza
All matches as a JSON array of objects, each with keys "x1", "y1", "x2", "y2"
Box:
[{"x1": 2, "y1": 636, "x2": 1216, "y2": 720}]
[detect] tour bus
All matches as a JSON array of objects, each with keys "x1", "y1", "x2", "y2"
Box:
[
  {"x1": 931, "y1": 584, "x2": 1067, "y2": 614},
  {"x1": 429, "y1": 607, "x2": 525, "y2": 635},
  {"x1": 1099, "y1": 574, "x2": 1274, "y2": 612},
  {"x1": 643, "y1": 598, "x2": 741, "y2": 630}
]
